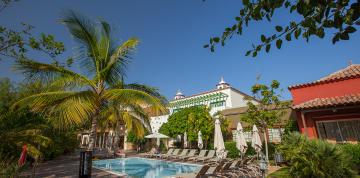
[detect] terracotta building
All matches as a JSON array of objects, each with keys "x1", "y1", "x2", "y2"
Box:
[{"x1": 288, "y1": 64, "x2": 360, "y2": 143}]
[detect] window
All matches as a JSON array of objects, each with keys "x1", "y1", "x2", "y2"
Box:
[
  {"x1": 316, "y1": 119, "x2": 360, "y2": 143},
  {"x1": 210, "y1": 100, "x2": 225, "y2": 108},
  {"x1": 232, "y1": 130, "x2": 252, "y2": 142},
  {"x1": 268, "y1": 128, "x2": 284, "y2": 143}
]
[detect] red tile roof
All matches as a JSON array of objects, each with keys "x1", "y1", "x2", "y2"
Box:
[
  {"x1": 292, "y1": 93, "x2": 360, "y2": 110},
  {"x1": 289, "y1": 64, "x2": 360, "y2": 89}
]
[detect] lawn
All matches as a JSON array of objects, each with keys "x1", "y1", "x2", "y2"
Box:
[{"x1": 267, "y1": 167, "x2": 291, "y2": 178}]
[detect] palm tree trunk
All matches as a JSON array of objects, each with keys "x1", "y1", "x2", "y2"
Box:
[
  {"x1": 113, "y1": 122, "x2": 121, "y2": 152},
  {"x1": 88, "y1": 117, "x2": 98, "y2": 150}
]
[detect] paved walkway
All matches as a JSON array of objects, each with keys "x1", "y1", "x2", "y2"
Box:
[{"x1": 20, "y1": 152, "x2": 123, "y2": 178}]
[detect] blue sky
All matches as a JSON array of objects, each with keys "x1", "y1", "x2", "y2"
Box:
[{"x1": 1, "y1": 0, "x2": 359, "y2": 100}]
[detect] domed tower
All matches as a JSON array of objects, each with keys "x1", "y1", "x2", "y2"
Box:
[
  {"x1": 216, "y1": 77, "x2": 230, "y2": 89},
  {"x1": 174, "y1": 89, "x2": 185, "y2": 100}
]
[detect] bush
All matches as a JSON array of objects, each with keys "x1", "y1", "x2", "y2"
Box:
[
  {"x1": 338, "y1": 143, "x2": 360, "y2": 174},
  {"x1": 278, "y1": 132, "x2": 354, "y2": 178},
  {"x1": 224, "y1": 142, "x2": 239, "y2": 158},
  {"x1": 245, "y1": 142, "x2": 256, "y2": 156}
]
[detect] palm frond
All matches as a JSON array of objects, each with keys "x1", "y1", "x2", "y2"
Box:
[
  {"x1": 60, "y1": 10, "x2": 100, "y2": 73},
  {"x1": 12, "y1": 91, "x2": 98, "y2": 129},
  {"x1": 14, "y1": 59, "x2": 95, "y2": 88},
  {"x1": 105, "y1": 89, "x2": 166, "y2": 115},
  {"x1": 98, "y1": 38, "x2": 139, "y2": 85},
  {"x1": 124, "y1": 83, "x2": 167, "y2": 104}
]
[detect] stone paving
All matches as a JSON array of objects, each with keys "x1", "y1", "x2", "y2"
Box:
[{"x1": 20, "y1": 152, "x2": 124, "y2": 178}]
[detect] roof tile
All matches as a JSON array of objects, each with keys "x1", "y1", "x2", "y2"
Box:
[
  {"x1": 292, "y1": 93, "x2": 360, "y2": 110},
  {"x1": 289, "y1": 64, "x2": 360, "y2": 89}
]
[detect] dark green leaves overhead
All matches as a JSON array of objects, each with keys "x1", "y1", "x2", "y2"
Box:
[
  {"x1": 275, "y1": 26, "x2": 283, "y2": 32},
  {"x1": 276, "y1": 39, "x2": 282, "y2": 49},
  {"x1": 204, "y1": 0, "x2": 360, "y2": 57}
]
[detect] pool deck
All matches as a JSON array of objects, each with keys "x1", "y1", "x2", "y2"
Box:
[{"x1": 20, "y1": 152, "x2": 126, "y2": 178}]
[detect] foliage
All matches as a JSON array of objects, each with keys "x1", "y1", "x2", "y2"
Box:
[
  {"x1": 278, "y1": 132, "x2": 354, "y2": 178},
  {"x1": 241, "y1": 80, "x2": 289, "y2": 160},
  {"x1": 241, "y1": 80, "x2": 289, "y2": 131},
  {"x1": 0, "y1": 1, "x2": 65, "y2": 62},
  {"x1": 204, "y1": 0, "x2": 360, "y2": 57},
  {"x1": 0, "y1": 78, "x2": 79, "y2": 163},
  {"x1": 245, "y1": 142, "x2": 257, "y2": 156},
  {"x1": 338, "y1": 143, "x2": 360, "y2": 174},
  {"x1": 0, "y1": 154, "x2": 21, "y2": 178},
  {"x1": 126, "y1": 130, "x2": 145, "y2": 144},
  {"x1": 159, "y1": 106, "x2": 228, "y2": 148},
  {"x1": 11, "y1": 10, "x2": 166, "y2": 151},
  {"x1": 42, "y1": 130, "x2": 78, "y2": 160},
  {"x1": 283, "y1": 118, "x2": 299, "y2": 135},
  {"x1": 224, "y1": 141, "x2": 240, "y2": 158}
]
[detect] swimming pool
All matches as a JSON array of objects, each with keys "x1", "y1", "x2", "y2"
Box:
[{"x1": 92, "y1": 157, "x2": 201, "y2": 178}]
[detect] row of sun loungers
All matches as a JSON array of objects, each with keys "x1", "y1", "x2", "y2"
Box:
[
  {"x1": 140, "y1": 148, "x2": 221, "y2": 163},
  {"x1": 174, "y1": 156, "x2": 261, "y2": 178},
  {"x1": 140, "y1": 148, "x2": 260, "y2": 178}
]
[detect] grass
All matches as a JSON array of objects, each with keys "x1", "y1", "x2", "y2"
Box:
[{"x1": 267, "y1": 167, "x2": 290, "y2": 178}]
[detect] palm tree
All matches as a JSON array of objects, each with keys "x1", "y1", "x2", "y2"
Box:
[{"x1": 12, "y1": 10, "x2": 166, "y2": 151}]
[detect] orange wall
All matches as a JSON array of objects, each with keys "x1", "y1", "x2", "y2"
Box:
[{"x1": 290, "y1": 78, "x2": 360, "y2": 105}]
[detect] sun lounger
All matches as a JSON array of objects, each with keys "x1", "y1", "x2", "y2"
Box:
[
  {"x1": 177, "y1": 149, "x2": 197, "y2": 161},
  {"x1": 155, "y1": 148, "x2": 174, "y2": 159},
  {"x1": 139, "y1": 147, "x2": 158, "y2": 158},
  {"x1": 161, "y1": 149, "x2": 180, "y2": 159},
  {"x1": 187, "y1": 150, "x2": 207, "y2": 162},
  {"x1": 174, "y1": 165, "x2": 210, "y2": 178},
  {"x1": 205, "y1": 151, "x2": 228, "y2": 163},
  {"x1": 170, "y1": 149, "x2": 188, "y2": 160},
  {"x1": 196, "y1": 150, "x2": 215, "y2": 162}
]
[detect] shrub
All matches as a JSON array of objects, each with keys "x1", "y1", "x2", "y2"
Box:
[
  {"x1": 338, "y1": 143, "x2": 360, "y2": 174},
  {"x1": 278, "y1": 132, "x2": 354, "y2": 178},
  {"x1": 224, "y1": 142, "x2": 240, "y2": 158},
  {"x1": 245, "y1": 142, "x2": 256, "y2": 156}
]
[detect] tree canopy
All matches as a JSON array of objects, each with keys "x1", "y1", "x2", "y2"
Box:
[
  {"x1": 159, "y1": 106, "x2": 228, "y2": 148},
  {"x1": 204, "y1": 0, "x2": 359, "y2": 57}
]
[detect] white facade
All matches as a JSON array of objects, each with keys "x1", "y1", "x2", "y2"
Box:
[{"x1": 150, "y1": 78, "x2": 257, "y2": 133}]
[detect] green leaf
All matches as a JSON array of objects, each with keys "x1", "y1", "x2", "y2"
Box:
[
  {"x1": 265, "y1": 44, "x2": 271, "y2": 53},
  {"x1": 317, "y1": 28, "x2": 325, "y2": 38},
  {"x1": 294, "y1": 28, "x2": 301, "y2": 39},
  {"x1": 235, "y1": 17, "x2": 241, "y2": 21},
  {"x1": 332, "y1": 33, "x2": 340, "y2": 44},
  {"x1": 276, "y1": 39, "x2": 282, "y2": 49},
  {"x1": 245, "y1": 50, "x2": 251, "y2": 56},
  {"x1": 340, "y1": 32, "x2": 349, "y2": 40},
  {"x1": 203, "y1": 44, "x2": 209, "y2": 48},
  {"x1": 345, "y1": 26, "x2": 356, "y2": 33},
  {"x1": 261, "y1": 35, "x2": 266, "y2": 42},
  {"x1": 252, "y1": 51, "x2": 257, "y2": 57},
  {"x1": 275, "y1": 26, "x2": 283, "y2": 32},
  {"x1": 285, "y1": 33, "x2": 291, "y2": 41},
  {"x1": 213, "y1": 37, "x2": 220, "y2": 43},
  {"x1": 242, "y1": 0, "x2": 249, "y2": 5}
]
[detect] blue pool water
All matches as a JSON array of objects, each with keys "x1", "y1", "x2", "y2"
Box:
[{"x1": 92, "y1": 157, "x2": 201, "y2": 178}]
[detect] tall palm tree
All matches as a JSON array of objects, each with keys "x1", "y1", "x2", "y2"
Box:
[{"x1": 12, "y1": 10, "x2": 166, "y2": 151}]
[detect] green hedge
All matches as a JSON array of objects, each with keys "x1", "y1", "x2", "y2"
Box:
[{"x1": 338, "y1": 143, "x2": 360, "y2": 174}]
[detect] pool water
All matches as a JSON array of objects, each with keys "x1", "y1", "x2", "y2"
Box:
[{"x1": 92, "y1": 157, "x2": 201, "y2": 178}]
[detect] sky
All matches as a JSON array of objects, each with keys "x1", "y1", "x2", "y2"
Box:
[{"x1": 1, "y1": 0, "x2": 359, "y2": 100}]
